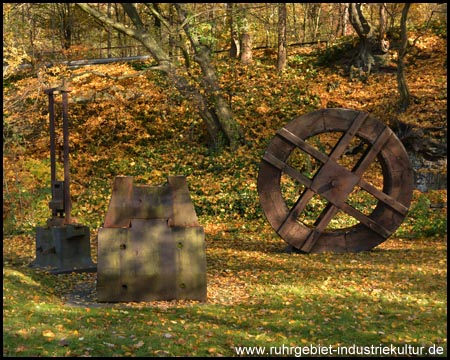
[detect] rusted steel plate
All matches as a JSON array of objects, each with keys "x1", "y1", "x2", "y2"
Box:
[
  {"x1": 131, "y1": 185, "x2": 172, "y2": 219},
  {"x1": 103, "y1": 176, "x2": 134, "y2": 228},
  {"x1": 97, "y1": 218, "x2": 206, "y2": 302},
  {"x1": 258, "y1": 108, "x2": 414, "y2": 253},
  {"x1": 103, "y1": 176, "x2": 199, "y2": 228},
  {"x1": 168, "y1": 176, "x2": 200, "y2": 227},
  {"x1": 98, "y1": 175, "x2": 206, "y2": 301}
]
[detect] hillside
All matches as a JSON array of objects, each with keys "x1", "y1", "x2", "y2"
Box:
[{"x1": 3, "y1": 33, "x2": 446, "y2": 235}]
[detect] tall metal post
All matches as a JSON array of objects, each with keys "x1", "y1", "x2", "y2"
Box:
[
  {"x1": 60, "y1": 80, "x2": 72, "y2": 224},
  {"x1": 46, "y1": 89, "x2": 57, "y2": 217}
]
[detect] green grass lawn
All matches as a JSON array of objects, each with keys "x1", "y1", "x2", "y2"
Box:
[{"x1": 3, "y1": 219, "x2": 447, "y2": 357}]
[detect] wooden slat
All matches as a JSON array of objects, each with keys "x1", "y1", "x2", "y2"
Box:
[
  {"x1": 263, "y1": 152, "x2": 312, "y2": 187},
  {"x1": 277, "y1": 189, "x2": 315, "y2": 236},
  {"x1": 358, "y1": 178, "x2": 408, "y2": 215},
  {"x1": 301, "y1": 204, "x2": 339, "y2": 252},
  {"x1": 328, "y1": 112, "x2": 368, "y2": 161},
  {"x1": 339, "y1": 202, "x2": 391, "y2": 238},
  {"x1": 353, "y1": 127, "x2": 392, "y2": 177},
  {"x1": 277, "y1": 128, "x2": 328, "y2": 163}
]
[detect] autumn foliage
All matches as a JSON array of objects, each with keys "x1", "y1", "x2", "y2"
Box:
[{"x1": 3, "y1": 31, "x2": 447, "y2": 356}]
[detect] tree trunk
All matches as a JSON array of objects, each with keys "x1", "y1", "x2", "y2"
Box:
[
  {"x1": 397, "y1": 3, "x2": 411, "y2": 112},
  {"x1": 340, "y1": 3, "x2": 349, "y2": 36},
  {"x1": 114, "y1": 4, "x2": 125, "y2": 57},
  {"x1": 168, "y1": 5, "x2": 176, "y2": 58},
  {"x1": 174, "y1": 4, "x2": 245, "y2": 149},
  {"x1": 239, "y1": 6, "x2": 252, "y2": 65},
  {"x1": 58, "y1": 3, "x2": 73, "y2": 50},
  {"x1": 349, "y1": 3, "x2": 375, "y2": 79},
  {"x1": 240, "y1": 33, "x2": 252, "y2": 65},
  {"x1": 106, "y1": 3, "x2": 112, "y2": 58},
  {"x1": 379, "y1": 3, "x2": 389, "y2": 53},
  {"x1": 227, "y1": 3, "x2": 239, "y2": 58},
  {"x1": 311, "y1": 4, "x2": 321, "y2": 42},
  {"x1": 302, "y1": 4, "x2": 308, "y2": 43},
  {"x1": 292, "y1": 4, "x2": 299, "y2": 43},
  {"x1": 152, "y1": 3, "x2": 162, "y2": 44},
  {"x1": 277, "y1": 3, "x2": 287, "y2": 73},
  {"x1": 76, "y1": 3, "x2": 245, "y2": 150}
]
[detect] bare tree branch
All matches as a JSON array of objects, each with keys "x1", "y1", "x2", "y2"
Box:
[{"x1": 76, "y1": 3, "x2": 171, "y2": 67}]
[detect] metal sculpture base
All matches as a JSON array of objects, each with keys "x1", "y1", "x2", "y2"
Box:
[
  {"x1": 98, "y1": 220, "x2": 206, "y2": 302},
  {"x1": 30, "y1": 223, "x2": 96, "y2": 274}
]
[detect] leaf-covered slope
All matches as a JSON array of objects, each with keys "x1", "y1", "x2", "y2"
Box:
[{"x1": 3, "y1": 34, "x2": 446, "y2": 233}]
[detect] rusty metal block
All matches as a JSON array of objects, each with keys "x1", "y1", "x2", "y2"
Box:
[
  {"x1": 31, "y1": 224, "x2": 96, "y2": 274},
  {"x1": 49, "y1": 181, "x2": 65, "y2": 214},
  {"x1": 97, "y1": 176, "x2": 206, "y2": 302}
]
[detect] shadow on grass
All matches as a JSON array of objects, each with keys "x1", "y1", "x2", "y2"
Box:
[
  {"x1": 3, "y1": 230, "x2": 446, "y2": 356},
  {"x1": 3, "y1": 282, "x2": 447, "y2": 356}
]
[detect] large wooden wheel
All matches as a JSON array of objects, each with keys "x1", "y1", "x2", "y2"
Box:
[{"x1": 257, "y1": 108, "x2": 414, "y2": 253}]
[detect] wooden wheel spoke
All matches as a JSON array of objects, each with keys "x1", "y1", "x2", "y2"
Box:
[
  {"x1": 339, "y1": 202, "x2": 391, "y2": 238},
  {"x1": 277, "y1": 189, "x2": 315, "y2": 238},
  {"x1": 328, "y1": 112, "x2": 368, "y2": 161},
  {"x1": 353, "y1": 127, "x2": 392, "y2": 177},
  {"x1": 358, "y1": 178, "x2": 408, "y2": 215},
  {"x1": 263, "y1": 152, "x2": 312, "y2": 187},
  {"x1": 301, "y1": 204, "x2": 339, "y2": 252},
  {"x1": 277, "y1": 128, "x2": 328, "y2": 163},
  {"x1": 288, "y1": 189, "x2": 315, "y2": 222},
  {"x1": 313, "y1": 203, "x2": 338, "y2": 229}
]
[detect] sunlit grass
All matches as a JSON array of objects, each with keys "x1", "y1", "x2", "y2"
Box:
[{"x1": 3, "y1": 230, "x2": 447, "y2": 356}]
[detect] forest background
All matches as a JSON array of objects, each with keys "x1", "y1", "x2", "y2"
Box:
[{"x1": 3, "y1": 3, "x2": 448, "y2": 357}]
